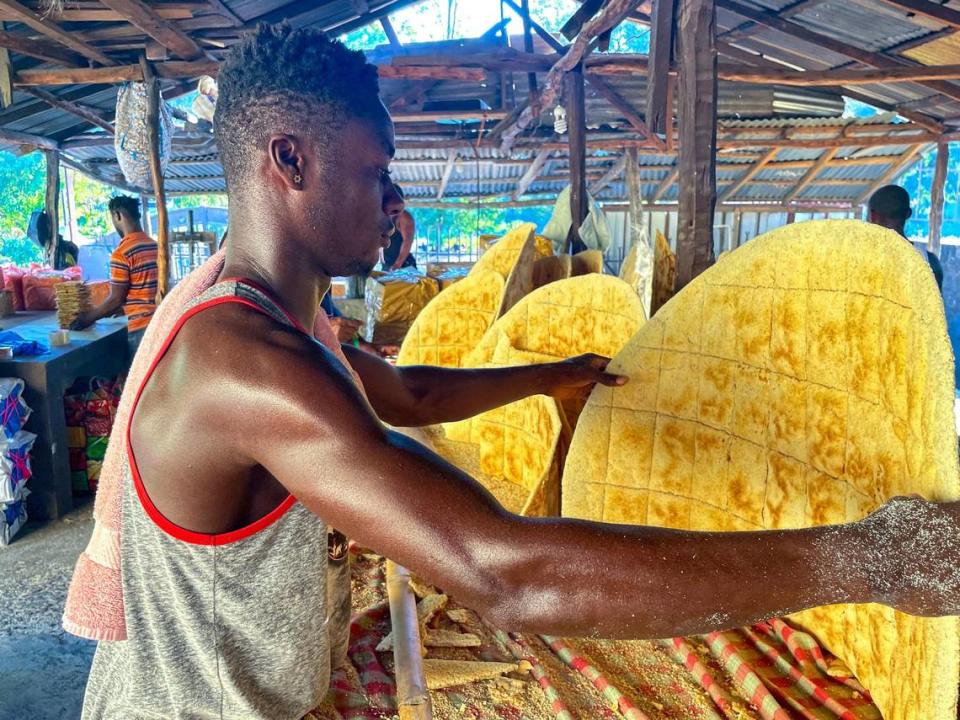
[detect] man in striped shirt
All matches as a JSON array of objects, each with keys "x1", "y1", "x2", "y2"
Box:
[{"x1": 72, "y1": 196, "x2": 158, "y2": 359}]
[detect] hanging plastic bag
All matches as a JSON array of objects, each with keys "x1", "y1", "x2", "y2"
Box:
[
  {"x1": 0, "y1": 379, "x2": 31, "y2": 440},
  {"x1": 0, "y1": 431, "x2": 36, "y2": 504},
  {"x1": 541, "y1": 186, "x2": 611, "y2": 254},
  {"x1": 115, "y1": 82, "x2": 173, "y2": 189},
  {"x1": 0, "y1": 489, "x2": 28, "y2": 545},
  {"x1": 192, "y1": 76, "x2": 218, "y2": 123}
]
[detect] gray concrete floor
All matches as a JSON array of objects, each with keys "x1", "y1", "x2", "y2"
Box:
[{"x1": 0, "y1": 501, "x2": 96, "y2": 720}]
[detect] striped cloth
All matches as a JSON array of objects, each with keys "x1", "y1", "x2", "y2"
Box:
[{"x1": 109, "y1": 231, "x2": 158, "y2": 332}]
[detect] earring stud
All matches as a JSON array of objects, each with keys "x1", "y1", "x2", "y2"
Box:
[{"x1": 293, "y1": 174, "x2": 302, "y2": 184}]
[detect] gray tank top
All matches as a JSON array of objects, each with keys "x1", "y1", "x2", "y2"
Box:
[{"x1": 82, "y1": 280, "x2": 334, "y2": 720}]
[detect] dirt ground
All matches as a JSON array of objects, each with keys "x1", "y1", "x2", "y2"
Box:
[{"x1": 0, "y1": 501, "x2": 96, "y2": 720}]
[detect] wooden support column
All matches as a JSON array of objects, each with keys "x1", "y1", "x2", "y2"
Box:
[
  {"x1": 675, "y1": 0, "x2": 717, "y2": 287},
  {"x1": 0, "y1": 21, "x2": 10, "y2": 109},
  {"x1": 141, "y1": 57, "x2": 170, "y2": 300},
  {"x1": 44, "y1": 149, "x2": 60, "y2": 268},
  {"x1": 140, "y1": 194, "x2": 152, "y2": 235},
  {"x1": 520, "y1": 0, "x2": 538, "y2": 98},
  {"x1": 566, "y1": 62, "x2": 588, "y2": 254},
  {"x1": 647, "y1": 0, "x2": 677, "y2": 137},
  {"x1": 63, "y1": 166, "x2": 79, "y2": 247},
  {"x1": 929, "y1": 141, "x2": 949, "y2": 259}
]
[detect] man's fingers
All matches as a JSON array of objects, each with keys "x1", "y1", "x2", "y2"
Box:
[{"x1": 594, "y1": 371, "x2": 628, "y2": 387}]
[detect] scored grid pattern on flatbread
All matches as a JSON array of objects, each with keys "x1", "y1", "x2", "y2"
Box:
[
  {"x1": 562, "y1": 220, "x2": 959, "y2": 720},
  {"x1": 468, "y1": 223, "x2": 539, "y2": 317},
  {"x1": 441, "y1": 276, "x2": 645, "y2": 516},
  {"x1": 396, "y1": 269, "x2": 505, "y2": 368}
]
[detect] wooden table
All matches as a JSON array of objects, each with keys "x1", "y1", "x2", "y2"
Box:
[{"x1": 0, "y1": 313, "x2": 129, "y2": 521}]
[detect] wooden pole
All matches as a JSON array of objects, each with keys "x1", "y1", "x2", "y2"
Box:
[
  {"x1": 44, "y1": 149, "x2": 60, "y2": 268},
  {"x1": 646, "y1": 0, "x2": 676, "y2": 137},
  {"x1": 385, "y1": 561, "x2": 432, "y2": 720},
  {"x1": 140, "y1": 193, "x2": 152, "y2": 236},
  {"x1": 566, "y1": 62, "x2": 588, "y2": 254},
  {"x1": 519, "y1": 0, "x2": 538, "y2": 98},
  {"x1": 929, "y1": 141, "x2": 949, "y2": 259},
  {"x1": 141, "y1": 57, "x2": 170, "y2": 300},
  {"x1": 675, "y1": 0, "x2": 717, "y2": 287},
  {"x1": 0, "y1": 22, "x2": 11, "y2": 109},
  {"x1": 63, "y1": 166, "x2": 79, "y2": 247}
]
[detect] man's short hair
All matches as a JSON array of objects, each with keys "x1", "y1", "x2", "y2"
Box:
[
  {"x1": 868, "y1": 185, "x2": 912, "y2": 223},
  {"x1": 214, "y1": 23, "x2": 383, "y2": 191},
  {"x1": 108, "y1": 195, "x2": 141, "y2": 222}
]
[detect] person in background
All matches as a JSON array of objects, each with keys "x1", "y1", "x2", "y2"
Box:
[
  {"x1": 867, "y1": 184, "x2": 944, "y2": 291},
  {"x1": 381, "y1": 184, "x2": 416, "y2": 271},
  {"x1": 32, "y1": 210, "x2": 79, "y2": 269},
  {"x1": 72, "y1": 196, "x2": 158, "y2": 359}
]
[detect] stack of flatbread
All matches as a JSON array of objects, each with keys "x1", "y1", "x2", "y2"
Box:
[{"x1": 55, "y1": 281, "x2": 91, "y2": 330}]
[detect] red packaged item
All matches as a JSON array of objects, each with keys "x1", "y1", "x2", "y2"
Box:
[
  {"x1": 2, "y1": 267, "x2": 24, "y2": 312},
  {"x1": 22, "y1": 272, "x2": 67, "y2": 311}
]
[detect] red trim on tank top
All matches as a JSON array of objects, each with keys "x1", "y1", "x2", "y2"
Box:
[
  {"x1": 218, "y1": 276, "x2": 311, "y2": 334},
  {"x1": 126, "y1": 293, "x2": 299, "y2": 546}
]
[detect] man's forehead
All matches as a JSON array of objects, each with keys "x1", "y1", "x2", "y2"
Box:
[{"x1": 345, "y1": 114, "x2": 395, "y2": 157}]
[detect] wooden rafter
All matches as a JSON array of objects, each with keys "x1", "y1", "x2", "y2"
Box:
[
  {"x1": 652, "y1": 166, "x2": 679, "y2": 202},
  {"x1": 380, "y1": 17, "x2": 402, "y2": 48},
  {"x1": 589, "y1": 154, "x2": 627, "y2": 195},
  {"x1": 514, "y1": 148, "x2": 553, "y2": 200},
  {"x1": 877, "y1": 0, "x2": 960, "y2": 29},
  {"x1": 720, "y1": 148, "x2": 778, "y2": 202},
  {"x1": 855, "y1": 144, "x2": 927, "y2": 204},
  {"x1": 0, "y1": 126, "x2": 57, "y2": 149},
  {"x1": 500, "y1": 0, "x2": 566, "y2": 53},
  {"x1": 718, "y1": 0, "x2": 960, "y2": 102},
  {"x1": 436, "y1": 149, "x2": 458, "y2": 200},
  {"x1": 0, "y1": 29, "x2": 83, "y2": 66},
  {"x1": 97, "y1": 0, "x2": 206, "y2": 60},
  {"x1": 19, "y1": 87, "x2": 114, "y2": 134},
  {"x1": 719, "y1": 0, "x2": 826, "y2": 43},
  {"x1": 782, "y1": 147, "x2": 837, "y2": 205},
  {"x1": 205, "y1": 0, "x2": 244, "y2": 27},
  {"x1": 721, "y1": 63, "x2": 960, "y2": 86},
  {"x1": 561, "y1": 0, "x2": 605, "y2": 41},
  {"x1": 0, "y1": 0, "x2": 115, "y2": 66},
  {"x1": 586, "y1": 73, "x2": 665, "y2": 148}
]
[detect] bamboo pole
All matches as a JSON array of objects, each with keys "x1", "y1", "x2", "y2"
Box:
[
  {"x1": 928, "y1": 141, "x2": 949, "y2": 259},
  {"x1": 141, "y1": 57, "x2": 170, "y2": 301},
  {"x1": 384, "y1": 561, "x2": 432, "y2": 720},
  {"x1": 566, "y1": 63, "x2": 588, "y2": 254}
]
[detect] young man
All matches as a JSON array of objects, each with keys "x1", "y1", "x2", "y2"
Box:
[
  {"x1": 381, "y1": 184, "x2": 417, "y2": 270},
  {"x1": 80, "y1": 24, "x2": 960, "y2": 720},
  {"x1": 867, "y1": 184, "x2": 944, "y2": 290},
  {"x1": 72, "y1": 196, "x2": 158, "y2": 358}
]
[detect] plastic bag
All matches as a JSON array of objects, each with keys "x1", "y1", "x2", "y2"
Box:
[
  {"x1": 541, "y1": 186, "x2": 611, "y2": 253},
  {"x1": 115, "y1": 82, "x2": 173, "y2": 189},
  {"x1": 0, "y1": 431, "x2": 36, "y2": 504},
  {"x1": 0, "y1": 379, "x2": 31, "y2": 440},
  {"x1": 362, "y1": 269, "x2": 439, "y2": 344},
  {"x1": 2, "y1": 266, "x2": 24, "y2": 312},
  {"x1": 0, "y1": 490, "x2": 28, "y2": 545},
  {"x1": 22, "y1": 272, "x2": 67, "y2": 311}
]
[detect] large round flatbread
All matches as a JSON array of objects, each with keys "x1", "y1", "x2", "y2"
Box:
[{"x1": 562, "y1": 219, "x2": 959, "y2": 720}]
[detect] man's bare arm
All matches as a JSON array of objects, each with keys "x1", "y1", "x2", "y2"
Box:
[
  {"x1": 220, "y1": 311, "x2": 960, "y2": 639},
  {"x1": 71, "y1": 282, "x2": 128, "y2": 330},
  {"x1": 342, "y1": 344, "x2": 623, "y2": 426},
  {"x1": 390, "y1": 211, "x2": 415, "y2": 270}
]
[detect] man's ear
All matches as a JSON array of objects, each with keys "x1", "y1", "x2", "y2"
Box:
[
  {"x1": 268, "y1": 134, "x2": 306, "y2": 190},
  {"x1": 906, "y1": 207, "x2": 913, "y2": 220}
]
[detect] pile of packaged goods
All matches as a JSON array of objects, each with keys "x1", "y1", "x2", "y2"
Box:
[
  {"x1": 0, "y1": 379, "x2": 35, "y2": 546},
  {"x1": 362, "y1": 268, "x2": 439, "y2": 345},
  {"x1": 2, "y1": 264, "x2": 84, "y2": 312},
  {"x1": 64, "y1": 376, "x2": 124, "y2": 495}
]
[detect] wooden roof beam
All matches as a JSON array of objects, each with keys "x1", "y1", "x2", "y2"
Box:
[
  {"x1": 646, "y1": 0, "x2": 675, "y2": 137},
  {"x1": 720, "y1": 148, "x2": 778, "y2": 202},
  {"x1": 652, "y1": 165, "x2": 678, "y2": 201},
  {"x1": 718, "y1": 0, "x2": 960, "y2": 102},
  {"x1": 721, "y1": 62, "x2": 960, "y2": 86},
  {"x1": 204, "y1": 0, "x2": 244, "y2": 27},
  {"x1": 0, "y1": 29, "x2": 83, "y2": 66},
  {"x1": 500, "y1": 0, "x2": 566, "y2": 52},
  {"x1": 782, "y1": 147, "x2": 838, "y2": 204},
  {"x1": 589, "y1": 153, "x2": 627, "y2": 195},
  {"x1": 586, "y1": 73, "x2": 665, "y2": 148},
  {"x1": 0, "y1": 126, "x2": 57, "y2": 150},
  {"x1": 513, "y1": 148, "x2": 553, "y2": 200},
  {"x1": 877, "y1": 0, "x2": 960, "y2": 29},
  {"x1": 0, "y1": 0, "x2": 114, "y2": 65},
  {"x1": 855, "y1": 144, "x2": 927, "y2": 204},
  {"x1": 380, "y1": 16, "x2": 402, "y2": 48},
  {"x1": 19, "y1": 86, "x2": 114, "y2": 134},
  {"x1": 97, "y1": 0, "x2": 206, "y2": 60}
]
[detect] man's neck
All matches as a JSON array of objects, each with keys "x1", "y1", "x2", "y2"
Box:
[{"x1": 219, "y1": 217, "x2": 326, "y2": 332}]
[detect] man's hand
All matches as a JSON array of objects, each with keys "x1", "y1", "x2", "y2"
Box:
[
  {"x1": 860, "y1": 496, "x2": 960, "y2": 617},
  {"x1": 329, "y1": 316, "x2": 361, "y2": 344},
  {"x1": 541, "y1": 353, "x2": 628, "y2": 400},
  {"x1": 70, "y1": 312, "x2": 92, "y2": 331}
]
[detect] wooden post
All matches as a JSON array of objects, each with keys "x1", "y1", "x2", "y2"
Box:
[
  {"x1": 0, "y1": 22, "x2": 11, "y2": 109},
  {"x1": 141, "y1": 57, "x2": 170, "y2": 300},
  {"x1": 566, "y1": 62, "x2": 588, "y2": 254},
  {"x1": 647, "y1": 0, "x2": 676, "y2": 137},
  {"x1": 140, "y1": 193, "x2": 152, "y2": 235},
  {"x1": 731, "y1": 211, "x2": 742, "y2": 249},
  {"x1": 675, "y1": 0, "x2": 717, "y2": 287},
  {"x1": 44, "y1": 148, "x2": 60, "y2": 267},
  {"x1": 929, "y1": 141, "x2": 949, "y2": 258},
  {"x1": 519, "y1": 0, "x2": 538, "y2": 98},
  {"x1": 63, "y1": 166, "x2": 79, "y2": 247}
]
